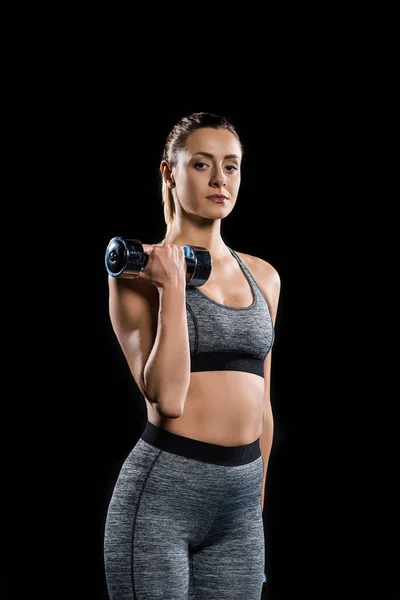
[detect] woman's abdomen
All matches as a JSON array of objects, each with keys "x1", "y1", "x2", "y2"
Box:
[{"x1": 149, "y1": 370, "x2": 271, "y2": 446}]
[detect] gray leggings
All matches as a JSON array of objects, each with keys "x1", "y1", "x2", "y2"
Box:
[{"x1": 104, "y1": 421, "x2": 265, "y2": 599}]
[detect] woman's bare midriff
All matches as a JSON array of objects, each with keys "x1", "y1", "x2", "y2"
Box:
[{"x1": 145, "y1": 370, "x2": 274, "y2": 447}]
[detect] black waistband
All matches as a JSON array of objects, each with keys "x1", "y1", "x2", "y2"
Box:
[{"x1": 140, "y1": 421, "x2": 261, "y2": 466}]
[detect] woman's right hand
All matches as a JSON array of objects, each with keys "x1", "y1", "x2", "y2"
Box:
[{"x1": 138, "y1": 242, "x2": 187, "y2": 289}]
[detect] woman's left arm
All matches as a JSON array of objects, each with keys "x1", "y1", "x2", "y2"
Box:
[{"x1": 258, "y1": 260, "x2": 281, "y2": 511}]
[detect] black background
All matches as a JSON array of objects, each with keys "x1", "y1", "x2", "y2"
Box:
[{"x1": 8, "y1": 15, "x2": 391, "y2": 597}]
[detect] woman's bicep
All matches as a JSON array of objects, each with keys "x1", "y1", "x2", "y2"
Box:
[{"x1": 108, "y1": 276, "x2": 158, "y2": 397}]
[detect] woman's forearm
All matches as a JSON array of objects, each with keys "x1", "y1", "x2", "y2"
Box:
[{"x1": 143, "y1": 285, "x2": 190, "y2": 418}]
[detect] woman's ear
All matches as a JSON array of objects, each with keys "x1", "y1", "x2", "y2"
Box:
[{"x1": 160, "y1": 160, "x2": 175, "y2": 188}]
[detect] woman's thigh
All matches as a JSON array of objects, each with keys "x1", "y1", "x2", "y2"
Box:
[
  {"x1": 104, "y1": 428, "x2": 264, "y2": 600},
  {"x1": 104, "y1": 439, "x2": 226, "y2": 599},
  {"x1": 190, "y1": 455, "x2": 265, "y2": 599}
]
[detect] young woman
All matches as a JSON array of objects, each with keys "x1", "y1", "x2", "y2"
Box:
[{"x1": 104, "y1": 112, "x2": 280, "y2": 599}]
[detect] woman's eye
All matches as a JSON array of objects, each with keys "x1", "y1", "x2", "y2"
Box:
[{"x1": 194, "y1": 162, "x2": 238, "y2": 172}]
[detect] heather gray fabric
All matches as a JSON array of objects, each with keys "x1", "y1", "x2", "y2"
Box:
[
  {"x1": 104, "y1": 426, "x2": 265, "y2": 599},
  {"x1": 185, "y1": 247, "x2": 274, "y2": 377}
]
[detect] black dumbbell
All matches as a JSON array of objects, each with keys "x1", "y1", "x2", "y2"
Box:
[{"x1": 105, "y1": 237, "x2": 212, "y2": 287}]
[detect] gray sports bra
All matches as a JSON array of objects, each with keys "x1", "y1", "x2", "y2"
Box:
[{"x1": 185, "y1": 247, "x2": 275, "y2": 378}]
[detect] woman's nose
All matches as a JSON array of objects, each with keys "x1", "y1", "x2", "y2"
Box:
[{"x1": 210, "y1": 168, "x2": 226, "y2": 187}]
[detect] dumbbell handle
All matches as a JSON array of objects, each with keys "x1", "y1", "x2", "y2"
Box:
[{"x1": 105, "y1": 237, "x2": 212, "y2": 287}]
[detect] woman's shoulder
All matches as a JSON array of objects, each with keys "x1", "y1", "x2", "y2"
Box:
[
  {"x1": 232, "y1": 248, "x2": 281, "y2": 309},
  {"x1": 233, "y1": 248, "x2": 280, "y2": 284}
]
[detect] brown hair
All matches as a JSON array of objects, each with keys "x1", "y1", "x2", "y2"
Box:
[{"x1": 161, "y1": 112, "x2": 242, "y2": 239}]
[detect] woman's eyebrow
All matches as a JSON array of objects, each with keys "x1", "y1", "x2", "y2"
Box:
[{"x1": 192, "y1": 151, "x2": 240, "y2": 160}]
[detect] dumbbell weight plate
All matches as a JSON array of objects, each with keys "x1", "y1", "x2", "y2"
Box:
[
  {"x1": 184, "y1": 245, "x2": 212, "y2": 287},
  {"x1": 105, "y1": 237, "x2": 145, "y2": 278}
]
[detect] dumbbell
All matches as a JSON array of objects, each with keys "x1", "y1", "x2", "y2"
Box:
[{"x1": 105, "y1": 237, "x2": 212, "y2": 287}]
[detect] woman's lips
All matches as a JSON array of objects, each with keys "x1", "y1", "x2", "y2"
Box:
[{"x1": 206, "y1": 196, "x2": 227, "y2": 203}]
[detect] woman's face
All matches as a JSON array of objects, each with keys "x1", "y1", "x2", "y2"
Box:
[{"x1": 171, "y1": 127, "x2": 242, "y2": 220}]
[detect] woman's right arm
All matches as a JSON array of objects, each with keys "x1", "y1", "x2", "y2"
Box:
[{"x1": 108, "y1": 243, "x2": 190, "y2": 419}]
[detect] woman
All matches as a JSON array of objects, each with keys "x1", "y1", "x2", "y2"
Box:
[{"x1": 104, "y1": 112, "x2": 280, "y2": 599}]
